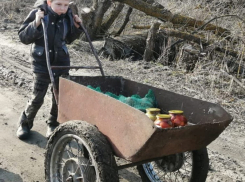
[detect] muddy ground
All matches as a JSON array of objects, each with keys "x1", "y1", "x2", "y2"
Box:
[{"x1": 0, "y1": 15, "x2": 245, "y2": 182}]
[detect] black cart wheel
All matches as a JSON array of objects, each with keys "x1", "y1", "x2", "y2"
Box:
[
  {"x1": 137, "y1": 148, "x2": 209, "y2": 182},
  {"x1": 45, "y1": 120, "x2": 119, "y2": 182}
]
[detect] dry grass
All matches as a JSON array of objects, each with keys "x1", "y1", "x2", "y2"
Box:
[
  {"x1": 0, "y1": 0, "x2": 34, "y2": 22},
  {"x1": 152, "y1": 0, "x2": 245, "y2": 98}
]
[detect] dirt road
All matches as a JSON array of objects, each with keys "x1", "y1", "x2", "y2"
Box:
[
  {"x1": 0, "y1": 28, "x2": 245, "y2": 181},
  {"x1": 0, "y1": 86, "x2": 47, "y2": 181}
]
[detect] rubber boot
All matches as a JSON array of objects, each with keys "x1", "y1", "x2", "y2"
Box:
[
  {"x1": 16, "y1": 112, "x2": 32, "y2": 140},
  {"x1": 46, "y1": 115, "x2": 59, "y2": 139}
]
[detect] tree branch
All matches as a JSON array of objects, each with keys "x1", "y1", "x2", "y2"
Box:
[{"x1": 113, "y1": 0, "x2": 229, "y2": 36}]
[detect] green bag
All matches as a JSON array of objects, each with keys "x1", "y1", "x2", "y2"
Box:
[{"x1": 87, "y1": 85, "x2": 156, "y2": 112}]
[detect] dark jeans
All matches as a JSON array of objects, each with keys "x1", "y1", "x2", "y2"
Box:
[{"x1": 18, "y1": 73, "x2": 67, "y2": 129}]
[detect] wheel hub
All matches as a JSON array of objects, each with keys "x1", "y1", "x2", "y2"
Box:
[
  {"x1": 62, "y1": 157, "x2": 96, "y2": 182},
  {"x1": 63, "y1": 158, "x2": 83, "y2": 182},
  {"x1": 156, "y1": 153, "x2": 184, "y2": 172}
]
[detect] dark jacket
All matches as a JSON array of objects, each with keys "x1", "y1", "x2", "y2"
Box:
[{"x1": 18, "y1": 2, "x2": 83, "y2": 75}]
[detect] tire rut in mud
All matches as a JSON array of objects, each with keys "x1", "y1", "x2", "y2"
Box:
[{"x1": 0, "y1": 41, "x2": 32, "y2": 90}]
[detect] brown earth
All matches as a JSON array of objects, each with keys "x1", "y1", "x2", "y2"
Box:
[{"x1": 0, "y1": 14, "x2": 245, "y2": 182}]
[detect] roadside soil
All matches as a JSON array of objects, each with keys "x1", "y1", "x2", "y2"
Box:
[{"x1": 0, "y1": 20, "x2": 244, "y2": 182}]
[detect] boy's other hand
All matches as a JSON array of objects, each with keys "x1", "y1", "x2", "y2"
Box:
[
  {"x1": 35, "y1": 9, "x2": 44, "y2": 27},
  {"x1": 73, "y1": 15, "x2": 82, "y2": 28}
]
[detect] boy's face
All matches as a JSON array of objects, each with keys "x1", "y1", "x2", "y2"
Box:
[{"x1": 48, "y1": 0, "x2": 70, "y2": 15}]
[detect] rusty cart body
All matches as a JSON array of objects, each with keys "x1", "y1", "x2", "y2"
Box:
[
  {"x1": 58, "y1": 76, "x2": 232, "y2": 162},
  {"x1": 45, "y1": 75, "x2": 232, "y2": 182}
]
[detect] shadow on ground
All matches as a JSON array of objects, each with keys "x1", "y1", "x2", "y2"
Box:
[
  {"x1": 20, "y1": 130, "x2": 47, "y2": 149},
  {"x1": 0, "y1": 169, "x2": 23, "y2": 182},
  {"x1": 119, "y1": 168, "x2": 141, "y2": 182}
]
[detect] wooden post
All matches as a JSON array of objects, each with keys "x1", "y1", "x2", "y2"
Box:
[{"x1": 144, "y1": 22, "x2": 161, "y2": 61}]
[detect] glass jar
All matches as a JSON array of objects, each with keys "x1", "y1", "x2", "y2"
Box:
[
  {"x1": 145, "y1": 108, "x2": 161, "y2": 121},
  {"x1": 168, "y1": 110, "x2": 187, "y2": 127},
  {"x1": 154, "y1": 114, "x2": 172, "y2": 129}
]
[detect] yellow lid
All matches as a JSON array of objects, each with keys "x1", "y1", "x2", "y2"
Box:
[
  {"x1": 168, "y1": 110, "x2": 184, "y2": 114},
  {"x1": 156, "y1": 114, "x2": 171, "y2": 119},
  {"x1": 146, "y1": 108, "x2": 161, "y2": 112}
]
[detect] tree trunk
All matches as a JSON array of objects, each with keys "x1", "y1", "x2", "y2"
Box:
[
  {"x1": 115, "y1": 7, "x2": 133, "y2": 36},
  {"x1": 100, "y1": 2, "x2": 125, "y2": 35},
  {"x1": 92, "y1": 0, "x2": 112, "y2": 37},
  {"x1": 79, "y1": 0, "x2": 112, "y2": 41},
  {"x1": 80, "y1": 7, "x2": 95, "y2": 41}
]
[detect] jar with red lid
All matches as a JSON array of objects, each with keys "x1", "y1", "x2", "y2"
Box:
[
  {"x1": 154, "y1": 114, "x2": 172, "y2": 129},
  {"x1": 168, "y1": 110, "x2": 187, "y2": 127},
  {"x1": 145, "y1": 108, "x2": 161, "y2": 121}
]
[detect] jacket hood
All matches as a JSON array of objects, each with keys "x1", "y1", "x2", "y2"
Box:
[
  {"x1": 34, "y1": 0, "x2": 48, "y2": 10},
  {"x1": 33, "y1": 0, "x2": 75, "y2": 32}
]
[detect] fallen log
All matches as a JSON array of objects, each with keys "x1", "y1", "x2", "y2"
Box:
[
  {"x1": 98, "y1": 34, "x2": 146, "y2": 60},
  {"x1": 98, "y1": 30, "x2": 177, "y2": 61},
  {"x1": 132, "y1": 24, "x2": 194, "y2": 30}
]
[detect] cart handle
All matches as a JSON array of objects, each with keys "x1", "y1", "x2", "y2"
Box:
[
  {"x1": 41, "y1": 10, "x2": 105, "y2": 105},
  {"x1": 79, "y1": 22, "x2": 105, "y2": 77},
  {"x1": 68, "y1": 2, "x2": 104, "y2": 76}
]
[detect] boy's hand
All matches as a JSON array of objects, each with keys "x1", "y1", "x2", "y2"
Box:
[
  {"x1": 73, "y1": 15, "x2": 82, "y2": 28},
  {"x1": 35, "y1": 9, "x2": 44, "y2": 27}
]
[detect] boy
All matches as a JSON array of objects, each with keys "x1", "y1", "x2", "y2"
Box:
[{"x1": 17, "y1": 0, "x2": 83, "y2": 139}]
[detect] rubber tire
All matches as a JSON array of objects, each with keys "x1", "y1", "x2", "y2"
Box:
[
  {"x1": 137, "y1": 147, "x2": 209, "y2": 182},
  {"x1": 45, "y1": 120, "x2": 119, "y2": 182}
]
